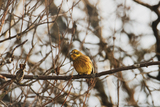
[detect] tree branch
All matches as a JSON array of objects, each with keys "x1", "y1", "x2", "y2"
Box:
[{"x1": 0, "y1": 61, "x2": 160, "y2": 80}]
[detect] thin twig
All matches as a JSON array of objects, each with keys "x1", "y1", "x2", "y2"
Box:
[
  {"x1": 41, "y1": 76, "x2": 73, "y2": 107},
  {"x1": 61, "y1": 86, "x2": 73, "y2": 107}
]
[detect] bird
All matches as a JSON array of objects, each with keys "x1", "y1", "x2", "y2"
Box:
[
  {"x1": 16, "y1": 64, "x2": 25, "y2": 83},
  {"x1": 70, "y1": 49, "x2": 94, "y2": 75}
]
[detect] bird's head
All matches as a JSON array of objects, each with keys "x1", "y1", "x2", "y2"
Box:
[{"x1": 70, "y1": 49, "x2": 82, "y2": 61}]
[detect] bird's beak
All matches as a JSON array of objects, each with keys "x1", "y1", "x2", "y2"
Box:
[
  {"x1": 70, "y1": 52, "x2": 74, "y2": 61},
  {"x1": 70, "y1": 51, "x2": 73, "y2": 56},
  {"x1": 70, "y1": 54, "x2": 73, "y2": 61}
]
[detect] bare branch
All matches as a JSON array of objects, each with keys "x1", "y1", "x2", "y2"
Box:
[{"x1": 0, "y1": 61, "x2": 159, "y2": 80}]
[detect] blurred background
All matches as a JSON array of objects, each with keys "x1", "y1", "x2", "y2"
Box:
[{"x1": 0, "y1": 0, "x2": 160, "y2": 106}]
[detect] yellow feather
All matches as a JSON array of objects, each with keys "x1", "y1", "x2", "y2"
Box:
[{"x1": 70, "y1": 49, "x2": 94, "y2": 75}]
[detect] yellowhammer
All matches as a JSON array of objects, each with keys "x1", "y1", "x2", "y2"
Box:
[{"x1": 70, "y1": 49, "x2": 94, "y2": 75}]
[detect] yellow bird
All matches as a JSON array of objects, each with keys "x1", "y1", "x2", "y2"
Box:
[{"x1": 70, "y1": 49, "x2": 94, "y2": 75}]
